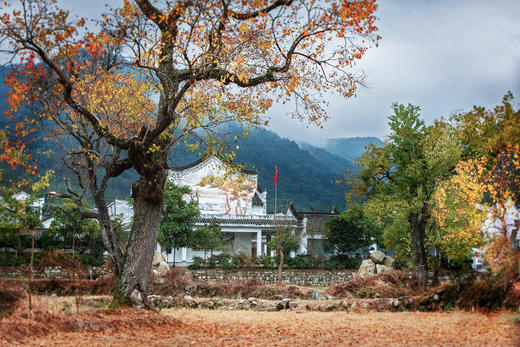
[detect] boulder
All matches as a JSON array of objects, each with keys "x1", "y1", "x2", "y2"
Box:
[
  {"x1": 288, "y1": 300, "x2": 301, "y2": 310},
  {"x1": 311, "y1": 290, "x2": 326, "y2": 300},
  {"x1": 277, "y1": 299, "x2": 290, "y2": 310},
  {"x1": 183, "y1": 295, "x2": 198, "y2": 308},
  {"x1": 319, "y1": 302, "x2": 337, "y2": 312},
  {"x1": 376, "y1": 264, "x2": 392, "y2": 274},
  {"x1": 383, "y1": 256, "x2": 395, "y2": 268},
  {"x1": 358, "y1": 259, "x2": 376, "y2": 277},
  {"x1": 370, "y1": 250, "x2": 386, "y2": 264},
  {"x1": 156, "y1": 261, "x2": 170, "y2": 275},
  {"x1": 153, "y1": 251, "x2": 167, "y2": 266}
]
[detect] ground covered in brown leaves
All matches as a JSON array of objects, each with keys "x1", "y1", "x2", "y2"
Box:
[{"x1": 1, "y1": 301, "x2": 518, "y2": 346}]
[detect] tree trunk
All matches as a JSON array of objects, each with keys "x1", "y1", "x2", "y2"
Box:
[
  {"x1": 409, "y1": 212, "x2": 428, "y2": 288},
  {"x1": 92, "y1": 190, "x2": 124, "y2": 277},
  {"x1": 112, "y1": 167, "x2": 167, "y2": 307},
  {"x1": 277, "y1": 248, "x2": 284, "y2": 285},
  {"x1": 28, "y1": 230, "x2": 34, "y2": 313},
  {"x1": 72, "y1": 232, "x2": 75, "y2": 255}
]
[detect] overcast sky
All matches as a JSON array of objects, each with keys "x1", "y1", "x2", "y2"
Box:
[
  {"x1": 60, "y1": 0, "x2": 520, "y2": 146},
  {"x1": 269, "y1": 0, "x2": 520, "y2": 145}
]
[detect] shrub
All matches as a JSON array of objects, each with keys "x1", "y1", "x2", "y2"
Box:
[
  {"x1": 325, "y1": 270, "x2": 417, "y2": 298},
  {"x1": 231, "y1": 254, "x2": 248, "y2": 268},
  {"x1": 208, "y1": 253, "x2": 233, "y2": 269},
  {"x1": 323, "y1": 255, "x2": 362, "y2": 270},
  {"x1": 149, "y1": 268, "x2": 191, "y2": 296},
  {"x1": 0, "y1": 282, "x2": 25, "y2": 317},
  {"x1": 287, "y1": 255, "x2": 311, "y2": 269},
  {"x1": 76, "y1": 253, "x2": 105, "y2": 267},
  {"x1": 345, "y1": 257, "x2": 362, "y2": 269},
  {"x1": 261, "y1": 256, "x2": 276, "y2": 269},
  {"x1": 187, "y1": 256, "x2": 204, "y2": 270}
]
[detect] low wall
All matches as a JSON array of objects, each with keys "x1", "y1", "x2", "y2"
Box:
[
  {"x1": 190, "y1": 269, "x2": 356, "y2": 286},
  {"x1": 0, "y1": 265, "x2": 110, "y2": 279}
]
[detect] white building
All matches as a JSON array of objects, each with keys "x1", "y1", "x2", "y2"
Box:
[{"x1": 110, "y1": 156, "x2": 338, "y2": 265}]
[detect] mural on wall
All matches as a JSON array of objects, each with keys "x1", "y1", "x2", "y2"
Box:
[
  {"x1": 169, "y1": 157, "x2": 263, "y2": 216},
  {"x1": 195, "y1": 173, "x2": 256, "y2": 215}
]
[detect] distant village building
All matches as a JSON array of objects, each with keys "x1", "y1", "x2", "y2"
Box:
[{"x1": 286, "y1": 204, "x2": 339, "y2": 258}]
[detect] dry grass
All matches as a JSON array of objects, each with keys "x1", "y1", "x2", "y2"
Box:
[
  {"x1": 325, "y1": 270, "x2": 418, "y2": 299},
  {"x1": 0, "y1": 281, "x2": 25, "y2": 317},
  {"x1": 1, "y1": 300, "x2": 518, "y2": 346}
]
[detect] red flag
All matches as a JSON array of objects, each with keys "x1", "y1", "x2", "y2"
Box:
[{"x1": 272, "y1": 167, "x2": 278, "y2": 186}]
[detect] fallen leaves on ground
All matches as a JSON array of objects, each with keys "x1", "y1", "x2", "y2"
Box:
[{"x1": 1, "y1": 306, "x2": 518, "y2": 346}]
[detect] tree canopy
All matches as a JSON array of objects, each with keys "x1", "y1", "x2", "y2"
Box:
[{"x1": 324, "y1": 203, "x2": 381, "y2": 257}]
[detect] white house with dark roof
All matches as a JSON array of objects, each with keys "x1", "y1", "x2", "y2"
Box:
[{"x1": 167, "y1": 156, "x2": 300, "y2": 263}]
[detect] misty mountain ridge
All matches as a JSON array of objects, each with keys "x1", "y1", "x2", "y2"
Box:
[{"x1": 322, "y1": 137, "x2": 384, "y2": 162}]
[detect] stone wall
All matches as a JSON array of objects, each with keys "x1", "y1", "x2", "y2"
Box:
[
  {"x1": 190, "y1": 269, "x2": 355, "y2": 286},
  {"x1": 0, "y1": 264, "x2": 110, "y2": 279}
]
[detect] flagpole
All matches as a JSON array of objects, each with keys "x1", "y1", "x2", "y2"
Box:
[{"x1": 274, "y1": 166, "x2": 277, "y2": 216}]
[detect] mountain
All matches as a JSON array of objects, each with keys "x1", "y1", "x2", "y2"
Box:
[
  {"x1": 323, "y1": 137, "x2": 384, "y2": 162},
  {"x1": 232, "y1": 128, "x2": 353, "y2": 212},
  {"x1": 298, "y1": 142, "x2": 354, "y2": 175}
]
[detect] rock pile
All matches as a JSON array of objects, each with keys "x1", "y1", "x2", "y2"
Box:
[
  {"x1": 357, "y1": 251, "x2": 395, "y2": 278},
  {"x1": 146, "y1": 295, "x2": 406, "y2": 313},
  {"x1": 152, "y1": 251, "x2": 170, "y2": 276}
]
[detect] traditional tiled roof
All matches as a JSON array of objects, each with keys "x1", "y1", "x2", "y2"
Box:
[
  {"x1": 195, "y1": 214, "x2": 299, "y2": 227},
  {"x1": 302, "y1": 213, "x2": 337, "y2": 236},
  {"x1": 288, "y1": 203, "x2": 338, "y2": 236}
]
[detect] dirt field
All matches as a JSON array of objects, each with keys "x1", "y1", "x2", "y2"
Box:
[{"x1": 3, "y1": 307, "x2": 519, "y2": 346}]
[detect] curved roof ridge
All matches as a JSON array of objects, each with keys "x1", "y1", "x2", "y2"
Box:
[{"x1": 170, "y1": 155, "x2": 257, "y2": 175}]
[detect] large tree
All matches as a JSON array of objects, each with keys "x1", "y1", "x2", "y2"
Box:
[
  {"x1": 356, "y1": 104, "x2": 460, "y2": 287},
  {"x1": 0, "y1": 0, "x2": 379, "y2": 305},
  {"x1": 452, "y1": 94, "x2": 520, "y2": 278}
]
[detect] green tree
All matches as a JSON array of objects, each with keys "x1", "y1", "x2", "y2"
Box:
[
  {"x1": 192, "y1": 219, "x2": 223, "y2": 261},
  {"x1": 0, "y1": 188, "x2": 41, "y2": 258},
  {"x1": 42, "y1": 199, "x2": 104, "y2": 263},
  {"x1": 268, "y1": 227, "x2": 299, "y2": 284},
  {"x1": 324, "y1": 203, "x2": 382, "y2": 259},
  {"x1": 356, "y1": 104, "x2": 460, "y2": 287},
  {"x1": 158, "y1": 182, "x2": 200, "y2": 265}
]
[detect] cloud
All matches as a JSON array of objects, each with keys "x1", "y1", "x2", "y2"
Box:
[
  {"x1": 268, "y1": 0, "x2": 520, "y2": 146},
  {"x1": 30, "y1": 0, "x2": 520, "y2": 146}
]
